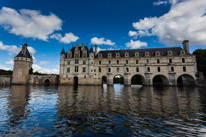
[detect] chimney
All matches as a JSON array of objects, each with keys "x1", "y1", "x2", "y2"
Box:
[
  {"x1": 182, "y1": 40, "x2": 190, "y2": 53},
  {"x1": 81, "y1": 43, "x2": 85, "y2": 50},
  {"x1": 95, "y1": 45, "x2": 98, "y2": 55},
  {"x1": 75, "y1": 43, "x2": 79, "y2": 48}
]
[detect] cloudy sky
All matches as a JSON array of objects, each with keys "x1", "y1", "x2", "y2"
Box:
[{"x1": 0, "y1": 0, "x2": 206, "y2": 73}]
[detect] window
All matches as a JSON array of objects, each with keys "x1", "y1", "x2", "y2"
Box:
[
  {"x1": 136, "y1": 59, "x2": 138, "y2": 64},
  {"x1": 168, "y1": 51, "x2": 172, "y2": 56},
  {"x1": 117, "y1": 60, "x2": 119, "y2": 64},
  {"x1": 99, "y1": 60, "x2": 101, "y2": 65},
  {"x1": 98, "y1": 54, "x2": 102, "y2": 58},
  {"x1": 83, "y1": 67, "x2": 86, "y2": 72},
  {"x1": 75, "y1": 54, "x2": 79, "y2": 58},
  {"x1": 126, "y1": 60, "x2": 128, "y2": 64},
  {"x1": 135, "y1": 52, "x2": 139, "y2": 57},
  {"x1": 158, "y1": 67, "x2": 160, "y2": 72},
  {"x1": 171, "y1": 67, "x2": 174, "y2": 72},
  {"x1": 94, "y1": 69, "x2": 96, "y2": 72},
  {"x1": 147, "y1": 67, "x2": 150, "y2": 72},
  {"x1": 145, "y1": 52, "x2": 149, "y2": 56},
  {"x1": 108, "y1": 68, "x2": 111, "y2": 72},
  {"x1": 157, "y1": 59, "x2": 160, "y2": 64},
  {"x1": 99, "y1": 68, "x2": 101, "y2": 72},
  {"x1": 126, "y1": 67, "x2": 129, "y2": 72},
  {"x1": 83, "y1": 53, "x2": 87, "y2": 58},
  {"x1": 169, "y1": 58, "x2": 172, "y2": 63},
  {"x1": 136, "y1": 67, "x2": 139, "y2": 72},
  {"x1": 91, "y1": 69, "x2": 93, "y2": 72},
  {"x1": 116, "y1": 53, "x2": 120, "y2": 57},
  {"x1": 156, "y1": 51, "x2": 160, "y2": 56},
  {"x1": 67, "y1": 68, "x2": 70, "y2": 73},
  {"x1": 109, "y1": 60, "x2": 111, "y2": 64},
  {"x1": 75, "y1": 59, "x2": 79, "y2": 64},
  {"x1": 83, "y1": 60, "x2": 86, "y2": 65},
  {"x1": 117, "y1": 67, "x2": 119, "y2": 72},
  {"x1": 75, "y1": 66, "x2": 78, "y2": 72},
  {"x1": 125, "y1": 52, "x2": 129, "y2": 57},
  {"x1": 182, "y1": 58, "x2": 185, "y2": 63},
  {"x1": 183, "y1": 66, "x2": 186, "y2": 72},
  {"x1": 108, "y1": 53, "x2": 111, "y2": 58},
  {"x1": 68, "y1": 61, "x2": 70, "y2": 65},
  {"x1": 146, "y1": 59, "x2": 149, "y2": 64}
]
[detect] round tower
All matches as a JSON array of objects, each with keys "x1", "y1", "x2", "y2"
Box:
[{"x1": 12, "y1": 43, "x2": 33, "y2": 84}]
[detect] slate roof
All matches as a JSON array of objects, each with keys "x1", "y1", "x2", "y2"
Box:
[
  {"x1": 16, "y1": 44, "x2": 32, "y2": 58},
  {"x1": 96, "y1": 47, "x2": 188, "y2": 58}
]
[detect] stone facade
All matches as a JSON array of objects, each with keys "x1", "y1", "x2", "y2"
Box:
[
  {"x1": 60, "y1": 40, "x2": 197, "y2": 86},
  {"x1": 0, "y1": 75, "x2": 11, "y2": 86},
  {"x1": 12, "y1": 43, "x2": 33, "y2": 85}
]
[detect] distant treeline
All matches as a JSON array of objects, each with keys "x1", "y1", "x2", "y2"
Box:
[
  {"x1": 0, "y1": 69, "x2": 12, "y2": 75},
  {"x1": 193, "y1": 49, "x2": 206, "y2": 77}
]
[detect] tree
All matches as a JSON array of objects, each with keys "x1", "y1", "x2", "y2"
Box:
[
  {"x1": 193, "y1": 49, "x2": 206, "y2": 77},
  {"x1": 0, "y1": 69, "x2": 13, "y2": 75}
]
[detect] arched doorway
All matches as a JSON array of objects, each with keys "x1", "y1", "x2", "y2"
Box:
[
  {"x1": 131, "y1": 75, "x2": 145, "y2": 85},
  {"x1": 73, "y1": 76, "x2": 78, "y2": 86},
  {"x1": 177, "y1": 74, "x2": 196, "y2": 86},
  {"x1": 44, "y1": 79, "x2": 50, "y2": 85},
  {"x1": 152, "y1": 75, "x2": 169, "y2": 86},
  {"x1": 113, "y1": 75, "x2": 124, "y2": 84},
  {"x1": 102, "y1": 76, "x2": 107, "y2": 84}
]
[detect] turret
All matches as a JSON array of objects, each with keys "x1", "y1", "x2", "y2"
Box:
[
  {"x1": 182, "y1": 40, "x2": 190, "y2": 54},
  {"x1": 12, "y1": 43, "x2": 33, "y2": 84}
]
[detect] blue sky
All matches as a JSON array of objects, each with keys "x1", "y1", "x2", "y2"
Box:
[{"x1": 0, "y1": 0, "x2": 206, "y2": 73}]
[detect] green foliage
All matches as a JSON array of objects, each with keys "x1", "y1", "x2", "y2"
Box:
[
  {"x1": 0, "y1": 69, "x2": 12, "y2": 75},
  {"x1": 193, "y1": 49, "x2": 206, "y2": 76},
  {"x1": 29, "y1": 68, "x2": 33, "y2": 74},
  {"x1": 33, "y1": 71, "x2": 47, "y2": 75}
]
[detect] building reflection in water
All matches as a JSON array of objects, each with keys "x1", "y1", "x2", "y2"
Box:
[
  {"x1": 7, "y1": 85, "x2": 30, "y2": 127},
  {"x1": 56, "y1": 85, "x2": 204, "y2": 135}
]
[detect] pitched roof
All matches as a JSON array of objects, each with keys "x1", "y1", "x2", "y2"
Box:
[
  {"x1": 96, "y1": 47, "x2": 187, "y2": 58},
  {"x1": 16, "y1": 44, "x2": 32, "y2": 58}
]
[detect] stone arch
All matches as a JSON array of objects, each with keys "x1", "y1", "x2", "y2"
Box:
[
  {"x1": 177, "y1": 74, "x2": 196, "y2": 86},
  {"x1": 73, "y1": 76, "x2": 78, "y2": 86},
  {"x1": 113, "y1": 74, "x2": 124, "y2": 84},
  {"x1": 44, "y1": 79, "x2": 51, "y2": 85},
  {"x1": 102, "y1": 76, "x2": 107, "y2": 84},
  {"x1": 152, "y1": 75, "x2": 169, "y2": 86},
  {"x1": 131, "y1": 74, "x2": 145, "y2": 85}
]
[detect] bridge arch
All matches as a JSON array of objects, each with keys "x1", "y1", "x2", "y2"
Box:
[
  {"x1": 152, "y1": 74, "x2": 169, "y2": 86},
  {"x1": 102, "y1": 76, "x2": 107, "y2": 84},
  {"x1": 177, "y1": 74, "x2": 196, "y2": 86},
  {"x1": 44, "y1": 79, "x2": 51, "y2": 85},
  {"x1": 131, "y1": 74, "x2": 145, "y2": 85},
  {"x1": 113, "y1": 74, "x2": 124, "y2": 84}
]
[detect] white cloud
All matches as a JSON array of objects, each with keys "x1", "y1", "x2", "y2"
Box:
[
  {"x1": 153, "y1": 0, "x2": 168, "y2": 6},
  {"x1": 32, "y1": 64, "x2": 59, "y2": 74},
  {"x1": 5, "y1": 59, "x2": 14, "y2": 65},
  {"x1": 131, "y1": 0, "x2": 206, "y2": 45},
  {"x1": 128, "y1": 31, "x2": 138, "y2": 37},
  {"x1": 0, "y1": 7, "x2": 62, "y2": 41},
  {"x1": 50, "y1": 33, "x2": 79, "y2": 44},
  {"x1": 0, "y1": 64, "x2": 11, "y2": 70},
  {"x1": 39, "y1": 61, "x2": 50, "y2": 65},
  {"x1": 0, "y1": 41, "x2": 36, "y2": 55},
  {"x1": 91, "y1": 37, "x2": 115, "y2": 46},
  {"x1": 126, "y1": 40, "x2": 147, "y2": 49}
]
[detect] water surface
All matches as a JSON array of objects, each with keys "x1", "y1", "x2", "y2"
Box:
[{"x1": 0, "y1": 84, "x2": 206, "y2": 136}]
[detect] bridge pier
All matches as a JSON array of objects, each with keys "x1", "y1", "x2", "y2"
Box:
[
  {"x1": 168, "y1": 73, "x2": 176, "y2": 86},
  {"x1": 124, "y1": 73, "x2": 131, "y2": 86},
  {"x1": 144, "y1": 73, "x2": 152, "y2": 86}
]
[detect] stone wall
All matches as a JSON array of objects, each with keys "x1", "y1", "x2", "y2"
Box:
[
  {"x1": 0, "y1": 75, "x2": 12, "y2": 86},
  {"x1": 28, "y1": 74, "x2": 59, "y2": 85}
]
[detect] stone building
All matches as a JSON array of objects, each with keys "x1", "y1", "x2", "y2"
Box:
[
  {"x1": 60, "y1": 40, "x2": 197, "y2": 86},
  {"x1": 12, "y1": 43, "x2": 33, "y2": 84}
]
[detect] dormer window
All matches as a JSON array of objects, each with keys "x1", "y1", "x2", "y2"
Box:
[
  {"x1": 83, "y1": 53, "x2": 87, "y2": 58},
  {"x1": 167, "y1": 51, "x2": 172, "y2": 56},
  {"x1": 145, "y1": 52, "x2": 149, "y2": 57},
  {"x1": 108, "y1": 53, "x2": 112, "y2": 58},
  {"x1": 98, "y1": 54, "x2": 102, "y2": 58},
  {"x1": 156, "y1": 51, "x2": 160, "y2": 56},
  {"x1": 180, "y1": 50, "x2": 185, "y2": 56},
  {"x1": 116, "y1": 53, "x2": 120, "y2": 57},
  {"x1": 135, "y1": 52, "x2": 139, "y2": 57},
  {"x1": 125, "y1": 52, "x2": 129, "y2": 57},
  {"x1": 75, "y1": 53, "x2": 79, "y2": 58}
]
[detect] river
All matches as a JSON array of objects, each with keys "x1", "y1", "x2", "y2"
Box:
[{"x1": 0, "y1": 84, "x2": 206, "y2": 136}]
